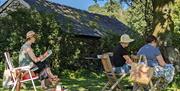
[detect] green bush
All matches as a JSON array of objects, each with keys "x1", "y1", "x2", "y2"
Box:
[
  {"x1": 0, "y1": 8, "x2": 102, "y2": 78},
  {"x1": 0, "y1": 8, "x2": 144, "y2": 78}
]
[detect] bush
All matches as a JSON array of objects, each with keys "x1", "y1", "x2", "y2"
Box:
[
  {"x1": 0, "y1": 8, "x2": 102, "y2": 77},
  {"x1": 0, "y1": 8, "x2": 144, "y2": 78}
]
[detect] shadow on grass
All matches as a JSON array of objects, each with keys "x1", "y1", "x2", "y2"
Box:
[
  {"x1": 0, "y1": 70, "x2": 180, "y2": 91},
  {"x1": 60, "y1": 70, "x2": 132, "y2": 91},
  {"x1": 0, "y1": 79, "x2": 45, "y2": 91},
  {"x1": 60, "y1": 73, "x2": 106, "y2": 91}
]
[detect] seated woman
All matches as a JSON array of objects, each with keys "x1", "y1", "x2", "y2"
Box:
[
  {"x1": 19, "y1": 31, "x2": 59, "y2": 89},
  {"x1": 137, "y1": 35, "x2": 174, "y2": 87}
]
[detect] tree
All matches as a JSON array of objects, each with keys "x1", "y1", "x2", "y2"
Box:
[
  {"x1": 89, "y1": 1, "x2": 127, "y2": 24},
  {"x1": 93, "y1": 0, "x2": 180, "y2": 71},
  {"x1": 126, "y1": 1, "x2": 152, "y2": 35},
  {"x1": 171, "y1": 0, "x2": 180, "y2": 48},
  {"x1": 96, "y1": 0, "x2": 175, "y2": 43}
]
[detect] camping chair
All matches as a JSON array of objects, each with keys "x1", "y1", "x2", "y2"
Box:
[
  {"x1": 4, "y1": 52, "x2": 38, "y2": 91},
  {"x1": 98, "y1": 53, "x2": 127, "y2": 91}
]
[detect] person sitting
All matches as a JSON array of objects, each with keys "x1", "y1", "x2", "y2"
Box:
[
  {"x1": 137, "y1": 35, "x2": 174, "y2": 87},
  {"x1": 19, "y1": 31, "x2": 59, "y2": 89},
  {"x1": 111, "y1": 34, "x2": 134, "y2": 74}
]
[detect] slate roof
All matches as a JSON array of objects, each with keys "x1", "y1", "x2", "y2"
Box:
[{"x1": 0, "y1": 0, "x2": 132, "y2": 38}]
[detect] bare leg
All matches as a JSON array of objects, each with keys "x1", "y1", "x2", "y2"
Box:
[
  {"x1": 45, "y1": 68, "x2": 60, "y2": 86},
  {"x1": 41, "y1": 79, "x2": 47, "y2": 89},
  {"x1": 16, "y1": 70, "x2": 21, "y2": 91},
  {"x1": 46, "y1": 68, "x2": 57, "y2": 78}
]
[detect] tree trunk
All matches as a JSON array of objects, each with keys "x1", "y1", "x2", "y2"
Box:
[
  {"x1": 151, "y1": 0, "x2": 174, "y2": 46},
  {"x1": 151, "y1": 0, "x2": 176, "y2": 65}
]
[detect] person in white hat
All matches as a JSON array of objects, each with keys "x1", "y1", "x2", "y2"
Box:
[
  {"x1": 19, "y1": 31, "x2": 59, "y2": 89},
  {"x1": 111, "y1": 34, "x2": 134, "y2": 74}
]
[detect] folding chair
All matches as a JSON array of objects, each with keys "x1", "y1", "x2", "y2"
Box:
[
  {"x1": 99, "y1": 53, "x2": 127, "y2": 91},
  {"x1": 133, "y1": 72, "x2": 164, "y2": 91},
  {"x1": 4, "y1": 52, "x2": 38, "y2": 91},
  {"x1": 131, "y1": 55, "x2": 163, "y2": 91},
  {"x1": 149, "y1": 67, "x2": 172, "y2": 91}
]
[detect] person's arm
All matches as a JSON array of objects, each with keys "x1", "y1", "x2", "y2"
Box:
[
  {"x1": 26, "y1": 47, "x2": 42, "y2": 63},
  {"x1": 130, "y1": 55, "x2": 139, "y2": 60},
  {"x1": 154, "y1": 48, "x2": 166, "y2": 67},
  {"x1": 123, "y1": 55, "x2": 133, "y2": 64},
  {"x1": 156, "y1": 54, "x2": 166, "y2": 67}
]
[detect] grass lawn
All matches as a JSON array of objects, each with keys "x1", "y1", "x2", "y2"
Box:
[{"x1": 0, "y1": 70, "x2": 180, "y2": 91}]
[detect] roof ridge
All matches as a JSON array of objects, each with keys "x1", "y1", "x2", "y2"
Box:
[{"x1": 0, "y1": 0, "x2": 14, "y2": 13}]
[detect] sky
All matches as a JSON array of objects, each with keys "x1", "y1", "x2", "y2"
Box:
[
  {"x1": 0, "y1": 0, "x2": 108, "y2": 11},
  {"x1": 0, "y1": 0, "x2": 6, "y2": 6},
  {"x1": 48, "y1": 0, "x2": 108, "y2": 10}
]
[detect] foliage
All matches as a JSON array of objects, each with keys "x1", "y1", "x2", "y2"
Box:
[
  {"x1": 0, "y1": 8, "x2": 60, "y2": 66},
  {"x1": 92, "y1": 0, "x2": 180, "y2": 49},
  {"x1": 88, "y1": 1, "x2": 150, "y2": 52},
  {"x1": 171, "y1": 0, "x2": 180, "y2": 49},
  {"x1": 0, "y1": 8, "x2": 144, "y2": 80},
  {"x1": 0, "y1": 3, "x2": 179, "y2": 90},
  {"x1": 126, "y1": 1, "x2": 153, "y2": 36},
  {"x1": 0, "y1": 61, "x2": 4, "y2": 76},
  {"x1": 88, "y1": 20, "x2": 99, "y2": 29},
  {"x1": 99, "y1": 30, "x2": 144, "y2": 54},
  {"x1": 88, "y1": 1, "x2": 127, "y2": 24},
  {"x1": 99, "y1": 30, "x2": 119, "y2": 53},
  {"x1": 0, "y1": 8, "x2": 102, "y2": 78}
]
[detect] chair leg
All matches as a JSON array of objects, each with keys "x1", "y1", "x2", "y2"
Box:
[
  {"x1": 132, "y1": 83, "x2": 139, "y2": 91},
  {"x1": 28, "y1": 70, "x2": 37, "y2": 91},
  {"x1": 102, "y1": 81, "x2": 111, "y2": 91},
  {"x1": 110, "y1": 74, "x2": 126, "y2": 91},
  {"x1": 151, "y1": 79, "x2": 161, "y2": 91},
  {"x1": 12, "y1": 80, "x2": 17, "y2": 91}
]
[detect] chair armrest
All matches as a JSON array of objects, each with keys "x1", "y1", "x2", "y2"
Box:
[
  {"x1": 13, "y1": 66, "x2": 31, "y2": 71},
  {"x1": 97, "y1": 52, "x2": 113, "y2": 59}
]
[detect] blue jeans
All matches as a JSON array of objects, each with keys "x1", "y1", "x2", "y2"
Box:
[{"x1": 114, "y1": 64, "x2": 130, "y2": 74}]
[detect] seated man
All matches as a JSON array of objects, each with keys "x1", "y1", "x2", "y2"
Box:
[{"x1": 111, "y1": 34, "x2": 134, "y2": 74}]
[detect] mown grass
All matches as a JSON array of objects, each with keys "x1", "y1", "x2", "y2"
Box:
[{"x1": 0, "y1": 70, "x2": 180, "y2": 91}]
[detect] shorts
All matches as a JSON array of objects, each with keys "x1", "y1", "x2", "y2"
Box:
[{"x1": 114, "y1": 64, "x2": 130, "y2": 74}]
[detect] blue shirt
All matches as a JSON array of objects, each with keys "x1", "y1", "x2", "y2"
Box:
[{"x1": 137, "y1": 44, "x2": 161, "y2": 67}]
